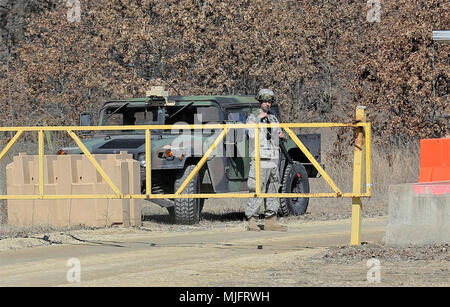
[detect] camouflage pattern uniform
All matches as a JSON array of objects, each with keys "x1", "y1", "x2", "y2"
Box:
[{"x1": 245, "y1": 112, "x2": 282, "y2": 219}]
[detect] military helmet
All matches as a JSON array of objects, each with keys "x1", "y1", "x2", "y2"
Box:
[{"x1": 255, "y1": 88, "x2": 275, "y2": 103}]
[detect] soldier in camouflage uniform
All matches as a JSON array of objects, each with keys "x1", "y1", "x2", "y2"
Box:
[{"x1": 245, "y1": 89, "x2": 287, "y2": 231}]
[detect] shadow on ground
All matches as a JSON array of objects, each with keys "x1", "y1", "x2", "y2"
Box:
[{"x1": 142, "y1": 211, "x2": 246, "y2": 224}]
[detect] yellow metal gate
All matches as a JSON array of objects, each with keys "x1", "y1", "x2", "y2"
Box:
[{"x1": 0, "y1": 107, "x2": 371, "y2": 244}]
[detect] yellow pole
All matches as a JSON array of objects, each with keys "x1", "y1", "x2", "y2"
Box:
[
  {"x1": 67, "y1": 130, "x2": 122, "y2": 196},
  {"x1": 0, "y1": 130, "x2": 23, "y2": 161},
  {"x1": 0, "y1": 122, "x2": 368, "y2": 132},
  {"x1": 175, "y1": 128, "x2": 229, "y2": 194},
  {"x1": 38, "y1": 130, "x2": 45, "y2": 198},
  {"x1": 145, "y1": 129, "x2": 151, "y2": 197},
  {"x1": 284, "y1": 127, "x2": 342, "y2": 196},
  {"x1": 350, "y1": 106, "x2": 366, "y2": 245}
]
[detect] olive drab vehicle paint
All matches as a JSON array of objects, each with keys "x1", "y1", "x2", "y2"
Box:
[{"x1": 61, "y1": 86, "x2": 322, "y2": 224}]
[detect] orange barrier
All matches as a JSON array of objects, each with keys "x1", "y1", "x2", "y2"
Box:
[{"x1": 419, "y1": 138, "x2": 450, "y2": 183}]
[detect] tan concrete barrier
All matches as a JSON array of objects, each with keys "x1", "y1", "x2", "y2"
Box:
[
  {"x1": 384, "y1": 181, "x2": 450, "y2": 247},
  {"x1": 6, "y1": 152, "x2": 142, "y2": 228}
]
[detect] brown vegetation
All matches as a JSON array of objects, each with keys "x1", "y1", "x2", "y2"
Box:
[{"x1": 0, "y1": 0, "x2": 447, "y2": 144}]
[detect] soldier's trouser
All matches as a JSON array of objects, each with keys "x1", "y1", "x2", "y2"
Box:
[{"x1": 245, "y1": 160, "x2": 281, "y2": 219}]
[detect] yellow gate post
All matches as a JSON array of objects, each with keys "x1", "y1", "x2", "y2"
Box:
[{"x1": 350, "y1": 106, "x2": 366, "y2": 245}]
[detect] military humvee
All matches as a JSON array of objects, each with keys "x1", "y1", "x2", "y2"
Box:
[{"x1": 66, "y1": 86, "x2": 321, "y2": 224}]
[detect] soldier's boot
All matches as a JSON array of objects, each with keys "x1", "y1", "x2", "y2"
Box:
[
  {"x1": 264, "y1": 214, "x2": 287, "y2": 232},
  {"x1": 246, "y1": 216, "x2": 260, "y2": 231}
]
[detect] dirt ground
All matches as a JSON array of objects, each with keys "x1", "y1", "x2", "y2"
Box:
[{"x1": 0, "y1": 198, "x2": 448, "y2": 287}]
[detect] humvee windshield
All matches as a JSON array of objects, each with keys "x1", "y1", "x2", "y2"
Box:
[{"x1": 99, "y1": 103, "x2": 220, "y2": 134}]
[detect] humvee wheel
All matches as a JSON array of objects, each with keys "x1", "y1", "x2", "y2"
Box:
[
  {"x1": 173, "y1": 165, "x2": 203, "y2": 225},
  {"x1": 279, "y1": 161, "x2": 310, "y2": 216},
  {"x1": 167, "y1": 200, "x2": 204, "y2": 222}
]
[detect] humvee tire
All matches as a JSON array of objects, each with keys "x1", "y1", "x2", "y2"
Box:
[
  {"x1": 173, "y1": 165, "x2": 203, "y2": 224},
  {"x1": 279, "y1": 161, "x2": 310, "y2": 216}
]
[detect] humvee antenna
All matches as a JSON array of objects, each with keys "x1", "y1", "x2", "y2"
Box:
[{"x1": 164, "y1": 80, "x2": 181, "y2": 96}]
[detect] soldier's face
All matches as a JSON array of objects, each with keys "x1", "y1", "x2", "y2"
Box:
[{"x1": 260, "y1": 101, "x2": 272, "y2": 113}]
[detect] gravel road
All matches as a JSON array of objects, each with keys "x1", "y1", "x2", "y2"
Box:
[{"x1": 0, "y1": 198, "x2": 448, "y2": 287}]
